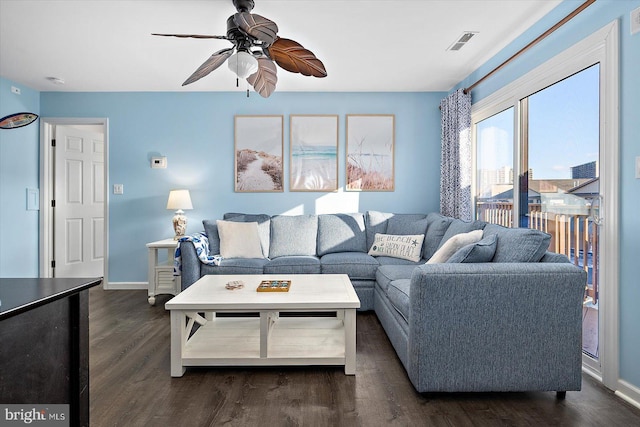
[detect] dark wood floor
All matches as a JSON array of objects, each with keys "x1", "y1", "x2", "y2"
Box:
[{"x1": 88, "y1": 287, "x2": 640, "y2": 427}]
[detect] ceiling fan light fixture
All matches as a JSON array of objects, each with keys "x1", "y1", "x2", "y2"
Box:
[{"x1": 228, "y1": 50, "x2": 259, "y2": 79}]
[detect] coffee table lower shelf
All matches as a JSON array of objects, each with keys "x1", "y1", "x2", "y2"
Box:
[{"x1": 170, "y1": 314, "x2": 355, "y2": 377}]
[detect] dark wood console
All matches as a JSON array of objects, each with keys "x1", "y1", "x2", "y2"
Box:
[{"x1": 0, "y1": 277, "x2": 102, "y2": 427}]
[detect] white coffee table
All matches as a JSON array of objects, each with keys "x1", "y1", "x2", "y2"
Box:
[{"x1": 165, "y1": 274, "x2": 360, "y2": 377}]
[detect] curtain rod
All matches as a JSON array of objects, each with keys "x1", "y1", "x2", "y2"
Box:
[{"x1": 461, "y1": 0, "x2": 595, "y2": 95}]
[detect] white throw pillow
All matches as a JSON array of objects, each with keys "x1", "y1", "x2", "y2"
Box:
[
  {"x1": 216, "y1": 220, "x2": 264, "y2": 259},
  {"x1": 368, "y1": 233, "x2": 425, "y2": 262},
  {"x1": 426, "y1": 229, "x2": 483, "y2": 264}
]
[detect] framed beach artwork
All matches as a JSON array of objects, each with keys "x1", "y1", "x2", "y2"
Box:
[
  {"x1": 290, "y1": 115, "x2": 339, "y2": 192},
  {"x1": 234, "y1": 115, "x2": 284, "y2": 192},
  {"x1": 346, "y1": 114, "x2": 395, "y2": 191}
]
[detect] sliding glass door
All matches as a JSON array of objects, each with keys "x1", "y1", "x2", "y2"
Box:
[{"x1": 525, "y1": 65, "x2": 601, "y2": 359}]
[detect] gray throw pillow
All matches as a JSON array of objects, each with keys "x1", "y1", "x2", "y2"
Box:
[
  {"x1": 317, "y1": 213, "x2": 366, "y2": 256},
  {"x1": 365, "y1": 211, "x2": 393, "y2": 250},
  {"x1": 386, "y1": 216, "x2": 428, "y2": 235},
  {"x1": 423, "y1": 213, "x2": 453, "y2": 260},
  {"x1": 269, "y1": 215, "x2": 318, "y2": 258},
  {"x1": 483, "y1": 223, "x2": 551, "y2": 262},
  {"x1": 446, "y1": 234, "x2": 497, "y2": 263},
  {"x1": 202, "y1": 219, "x2": 221, "y2": 255}
]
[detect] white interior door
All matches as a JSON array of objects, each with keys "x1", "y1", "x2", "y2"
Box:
[{"x1": 53, "y1": 125, "x2": 105, "y2": 277}]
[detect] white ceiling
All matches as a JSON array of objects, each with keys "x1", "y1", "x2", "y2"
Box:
[{"x1": 0, "y1": 0, "x2": 567, "y2": 93}]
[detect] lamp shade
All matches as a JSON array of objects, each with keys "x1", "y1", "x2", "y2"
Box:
[
  {"x1": 227, "y1": 51, "x2": 259, "y2": 79},
  {"x1": 166, "y1": 189, "x2": 193, "y2": 210}
]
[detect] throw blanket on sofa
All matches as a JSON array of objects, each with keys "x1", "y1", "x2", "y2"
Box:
[{"x1": 173, "y1": 232, "x2": 222, "y2": 276}]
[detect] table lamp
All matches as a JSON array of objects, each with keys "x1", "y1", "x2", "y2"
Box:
[{"x1": 166, "y1": 189, "x2": 193, "y2": 240}]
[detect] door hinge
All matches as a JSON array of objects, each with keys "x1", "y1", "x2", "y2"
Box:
[
  {"x1": 51, "y1": 138, "x2": 56, "y2": 147},
  {"x1": 51, "y1": 200, "x2": 56, "y2": 208},
  {"x1": 51, "y1": 260, "x2": 56, "y2": 268}
]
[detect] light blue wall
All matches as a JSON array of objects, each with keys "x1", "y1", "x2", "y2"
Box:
[
  {"x1": 10, "y1": 0, "x2": 638, "y2": 394},
  {"x1": 40, "y1": 91, "x2": 444, "y2": 283},
  {"x1": 455, "y1": 0, "x2": 640, "y2": 389},
  {"x1": 0, "y1": 78, "x2": 40, "y2": 277}
]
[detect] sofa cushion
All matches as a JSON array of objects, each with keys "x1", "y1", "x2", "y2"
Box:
[
  {"x1": 269, "y1": 215, "x2": 318, "y2": 258},
  {"x1": 427, "y1": 229, "x2": 483, "y2": 263},
  {"x1": 376, "y1": 256, "x2": 425, "y2": 266},
  {"x1": 540, "y1": 251, "x2": 570, "y2": 263},
  {"x1": 220, "y1": 213, "x2": 271, "y2": 258},
  {"x1": 437, "y1": 218, "x2": 486, "y2": 250},
  {"x1": 200, "y1": 258, "x2": 268, "y2": 275},
  {"x1": 386, "y1": 216, "x2": 428, "y2": 236},
  {"x1": 365, "y1": 211, "x2": 393, "y2": 249},
  {"x1": 320, "y1": 252, "x2": 379, "y2": 281},
  {"x1": 376, "y1": 264, "x2": 418, "y2": 294},
  {"x1": 424, "y1": 213, "x2": 453, "y2": 260},
  {"x1": 387, "y1": 279, "x2": 411, "y2": 322},
  {"x1": 387, "y1": 216, "x2": 429, "y2": 258},
  {"x1": 317, "y1": 213, "x2": 367, "y2": 256},
  {"x1": 365, "y1": 212, "x2": 427, "y2": 251},
  {"x1": 483, "y1": 223, "x2": 551, "y2": 262},
  {"x1": 202, "y1": 220, "x2": 221, "y2": 255},
  {"x1": 264, "y1": 256, "x2": 321, "y2": 274},
  {"x1": 368, "y1": 233, "x2": 425, "y2": 262},
  {"x1": 216, "y1": 220, "x2": 264, "y2": 259},
  {"x1": 446, "y1": 234, "x2": 497, "y2": 263}
]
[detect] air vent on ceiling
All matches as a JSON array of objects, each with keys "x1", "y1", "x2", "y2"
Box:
[{"x1": 447, "y1": 32, "x2": 478, "y2": 51}]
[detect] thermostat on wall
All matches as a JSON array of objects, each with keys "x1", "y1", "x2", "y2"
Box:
[{"x1": 151, "y1": 156, "x2": 167, "y2": 169}]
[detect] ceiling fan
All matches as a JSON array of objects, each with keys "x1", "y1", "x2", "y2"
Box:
[{"x1": 153, "y1": 0, "x2": 327, "y2": 98}]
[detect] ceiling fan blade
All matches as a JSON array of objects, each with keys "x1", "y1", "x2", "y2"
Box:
[
  {"x1": 152, "y1": 33, "x2": 229, "y2": 40},
  {"x1": 247, "y1": 58, "x2": 278, "y2": 98},
  {"x1": 268, "y1": 38, "x2": 327, "y2": 78},
  {"x1": 233, "y1": 12, "x2": 278, "y2": 45},
  {"x1": 182, "y1": 48, "x2": 234, "y2": 86}
]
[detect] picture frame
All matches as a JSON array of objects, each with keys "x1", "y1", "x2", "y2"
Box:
[
  {"x1": 234, "y1": 115, "x2": 284, "y2": 192},
  {"x1": 346, "y1": 114, "x2": 395, "y2": 191},
  {"x1": 290, "y1": 115, "x2": 339, "y2": 192}
]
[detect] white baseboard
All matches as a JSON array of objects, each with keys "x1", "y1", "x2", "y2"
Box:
[
  {"x1": 615, "y1": 379, "x2": 640, "y2": 410},
  {"x1": 582, "y1": 364, "x2": 603, "y2": 382},
  {"x1": 105, "y1": 282, "x2": 147, "y2": 290}
]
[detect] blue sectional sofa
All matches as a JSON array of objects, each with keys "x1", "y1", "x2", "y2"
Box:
[{"x1": 178, "y1": 211, "x2": 586, "y2": 394}]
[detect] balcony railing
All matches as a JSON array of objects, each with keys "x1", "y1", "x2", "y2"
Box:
[{"x1": 477, "y1": 202, "x2": 598, "y2": 303}]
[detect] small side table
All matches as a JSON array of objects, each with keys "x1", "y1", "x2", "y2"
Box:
[{"x1": 146, "y1": 238, "x2": 181, "y2": 305}]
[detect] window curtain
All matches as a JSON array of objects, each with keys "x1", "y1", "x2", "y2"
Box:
[{"x1": 440, "y1": 88, "x2": 472, "y2": 221}]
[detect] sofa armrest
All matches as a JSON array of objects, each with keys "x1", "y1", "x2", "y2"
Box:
[
  {"x1": 178, "y1": 241, "x2": 201, "y2": 290},
  {"x1": 407, "y1": 262, "x2": 586, "y2": 392}
]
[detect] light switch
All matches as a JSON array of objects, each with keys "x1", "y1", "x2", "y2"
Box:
[
  {"x1": 636, "y1": 157, "x2": 640, "y2": 179},
  {"x1": 113, "y1": 184, "x2": 124, "y2": 194},
  {"x1": 26, "y1": 188, "x2": 39, "y2": 210}
]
